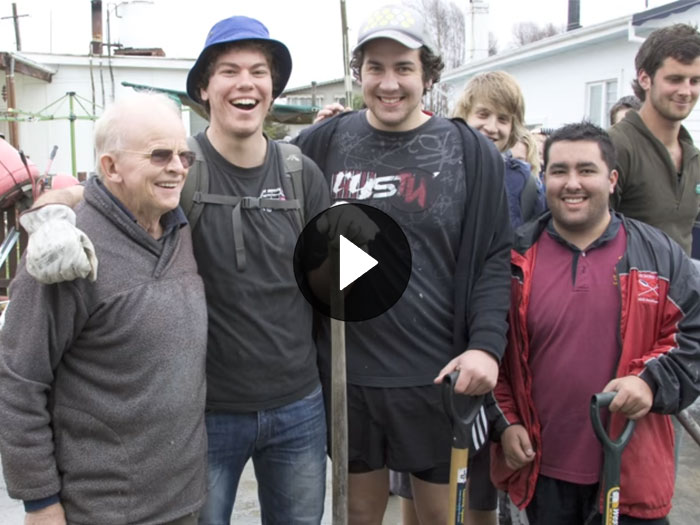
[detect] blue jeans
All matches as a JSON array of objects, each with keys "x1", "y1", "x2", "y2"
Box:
[{"x1": 198, "y1": 385, "x2": 327, "y2": 525}]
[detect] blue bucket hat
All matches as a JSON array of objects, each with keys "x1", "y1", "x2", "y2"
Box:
[{"x1": 186, "y1": 16, "x2": 292, "y2": 103}]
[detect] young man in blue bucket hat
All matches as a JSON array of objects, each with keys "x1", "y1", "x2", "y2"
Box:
[{"x1": 183, "y1": 16, "x2": 331, "y2": 525}]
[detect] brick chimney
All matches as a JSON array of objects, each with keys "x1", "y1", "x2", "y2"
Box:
[{"x1": 91, "y1": 0, "x2": 103, "y2": 55}]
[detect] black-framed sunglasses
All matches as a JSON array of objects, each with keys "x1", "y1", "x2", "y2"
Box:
[{"x1": 118, "y1": 148, "x2": 196, "y2": 169}]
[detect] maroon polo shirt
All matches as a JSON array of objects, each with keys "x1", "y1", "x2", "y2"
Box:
[{"x1": 527, "y1": 214, "x2": 626, "y2": 484}]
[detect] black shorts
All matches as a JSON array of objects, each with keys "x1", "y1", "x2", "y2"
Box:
[
  {"x1": 388, "y1": 447, "x2": 497, "y2": 511},
  {"x1": 322, "y1": 382, "x2": 452, "y2": 483}
]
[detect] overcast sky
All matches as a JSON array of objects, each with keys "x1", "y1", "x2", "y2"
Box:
[{"x1": 1, "y1": 0, "x2": 674, "y2": 88}]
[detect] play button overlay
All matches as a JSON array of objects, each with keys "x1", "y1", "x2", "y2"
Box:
[
  {"x1": 293, "y1": 203, "x2": 411, "y2": 322},
  {"x1": 339, "y1": 235, "x2": 378, "y2": 290}
]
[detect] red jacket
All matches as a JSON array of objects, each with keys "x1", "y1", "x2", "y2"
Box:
[{"x1": 491, "y1": 212, "x2": 700, "y2": 519}]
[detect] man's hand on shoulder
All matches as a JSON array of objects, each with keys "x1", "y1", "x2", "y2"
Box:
[
  {"x1": 603, "y1": 376, "x2": 653, "y2": 420},
  {"x1": 501, "y1": 424, "x2": 535, "y2": 471},
  {"x1": 313, "y1": 103, "x2": 349, "y2": 124},
  {"x1": 434, "y1": 349, "x2": 499, "y2": 395},
  {"x1": 20, "y1": 204, "x2": 98, "y2": 284},
  {"x1": 25, "y1": 502, "x2": 66, "y2": 525}
]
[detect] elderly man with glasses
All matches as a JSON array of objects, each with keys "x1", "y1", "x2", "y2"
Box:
[{"x1": 0, "y1": 92, "x2": 208, "y2": 525}]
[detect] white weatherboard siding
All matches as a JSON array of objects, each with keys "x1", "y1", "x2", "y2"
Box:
[
  {"x1": 497, "y1": 38, "x2": 640, "y2": 130},
  {"x1": 2, "y1": 54, "x2": 194, "y2": 176},
  {"x1": 441, "y1": 3, "x2": 700, "y2": 143}
]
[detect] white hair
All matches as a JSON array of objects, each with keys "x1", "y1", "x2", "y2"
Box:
[{"x1": 93, "y1": 92, "x2": 182, "y2": 178}]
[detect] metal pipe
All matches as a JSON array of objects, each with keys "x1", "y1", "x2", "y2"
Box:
[
  {"x1": 107, "y1": 5, "x2": 115, "y2": 102},
  {"x1": 678, "y1": 409, "x2": 700, "y2": 448},
  {"x1": 68, "y1": 92, "x2": 77, "y2": 177},
  {"x1": 91, "y1": 0, "x2": 103, "y2": 55}
]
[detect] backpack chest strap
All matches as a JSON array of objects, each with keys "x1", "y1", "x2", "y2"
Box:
[{"x1": 193, "y1": 191, "x2": 301, "y2": 271}]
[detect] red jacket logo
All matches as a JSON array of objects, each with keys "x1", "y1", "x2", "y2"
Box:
[{"x1": 637, "y1": 272, "x2": 660, "y2": 304}]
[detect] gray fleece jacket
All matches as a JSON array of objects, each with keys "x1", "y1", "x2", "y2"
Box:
[{"x1": 0, "y1": 177, "x2": 208, "y2": 524}]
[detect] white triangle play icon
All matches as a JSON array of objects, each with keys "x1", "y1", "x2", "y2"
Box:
[{"x1": 339, "y1": 235, "x2": 378, "y2": 290}]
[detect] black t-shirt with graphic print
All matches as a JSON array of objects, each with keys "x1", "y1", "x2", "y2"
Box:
[
  {"x1": 191, "y1": 131, "x2": 330, "y2": 412},
  {"x1": 308, "y1": 111, "x2": 468, "y2": 387}
]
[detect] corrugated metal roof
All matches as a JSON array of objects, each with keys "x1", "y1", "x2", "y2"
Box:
[{"x1": 121, "y1": 81, "x2": 319, "y2": 124}]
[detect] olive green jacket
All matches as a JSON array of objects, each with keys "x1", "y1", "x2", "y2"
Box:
[{"x1": 609, "y1": 110, "x2": 700, "y2": 255}]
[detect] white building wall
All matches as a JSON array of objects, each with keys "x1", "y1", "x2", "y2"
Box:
[
  {"x1": 442, "y1": 4, "x2": 700, "y2": 142},
  {"x1": 502, "y1": 38, "x2": 640, "y2": 130},
  {"x1": 9, "y1": 53, "x2": 193, "y2": 176}
]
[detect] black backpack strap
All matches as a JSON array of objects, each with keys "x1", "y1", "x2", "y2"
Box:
[
  {"x1": 520, "y1": 173, "x2": 540, "y2": 223},
  {"x1": 182, "y1": 138, "x2": 306, "y2": 271},
  {"x1": 449, "y1": 117, "x2": 482, "y2": 197},
  {"x1": 194, "y1": 192, "x2": 299, "y2": 272},
  {"x1": 181, "y1": 135, "x2": 208, "y2": 231},
  {"x1": 277, "y1": 141, "x2": 305, "y2": 231}
]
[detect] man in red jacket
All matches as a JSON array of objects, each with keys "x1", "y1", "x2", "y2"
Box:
[{"x1": 491, "y1": 121, "x2": 700, "y2": 524}]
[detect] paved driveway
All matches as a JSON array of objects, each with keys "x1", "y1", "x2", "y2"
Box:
[{"x1": 1, "y1": 402, "x2": 698, "y2": 524}]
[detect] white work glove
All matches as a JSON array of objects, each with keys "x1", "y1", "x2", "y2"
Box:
[{"x1": 19, "y1": 204, "x2": 98, "y2": 283}]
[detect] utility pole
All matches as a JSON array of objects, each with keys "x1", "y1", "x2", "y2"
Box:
[
  {"x1": 340, "y1": 0, "x2": 353, "y2": 109},
  {"x1": 4, "y1": 55, "x2": 19, "y2": 148},
  {"x1": 0, "y1": 3, "x2": 28, "y2": 146},
  {"x1": 1, "y1": 3, "x2": 29, "y2": 51}
]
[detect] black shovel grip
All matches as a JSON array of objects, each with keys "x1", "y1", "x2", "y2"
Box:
[
  {"x1": 590, "y1": 392, "x2": 636, "y2": 453},
  {"x1": 591, "y1": 392, "x2": 636, "y2": 525},
  {"x1": 442, "y1": 371, "x2": 485, "y2": 449}
]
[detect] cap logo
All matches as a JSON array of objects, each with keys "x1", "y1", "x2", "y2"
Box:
[{"x1": 362, "y1": 7, "x2": 417, "y2": 32}]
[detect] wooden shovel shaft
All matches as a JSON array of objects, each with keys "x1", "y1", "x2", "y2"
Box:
[
  {"x1": 448, "y1": 447, "x2": 468, "y2": 525},
  {"x1": 331, "y1": 316, "x2": 348, "y2": 525},
  {"x1": 330, "y1": 238, "x2": 348, "y2": 525}
]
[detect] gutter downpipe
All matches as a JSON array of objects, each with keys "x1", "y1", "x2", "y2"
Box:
[
  {"x1": 68, "y1": 92, "x2": 77, "y2": 177},
  {"x1": 627, "y1": 21, "x2": 646, "y2": 44}
]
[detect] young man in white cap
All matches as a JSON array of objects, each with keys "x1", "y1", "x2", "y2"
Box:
[{"x1": 293, "y1": 5, "x2": 512, "y2": 524}]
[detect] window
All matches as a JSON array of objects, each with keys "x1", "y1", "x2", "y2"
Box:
[
  {"x1": 586, "y1": 79, "x2": 618, "y2": 127},
  {"x1": 289, "y1": 95, "x2": 324, "y2": 107}
]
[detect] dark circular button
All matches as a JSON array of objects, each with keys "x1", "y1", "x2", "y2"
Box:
[{"x1": 293, "y1": 203, "x2": 411, "y2": 322}]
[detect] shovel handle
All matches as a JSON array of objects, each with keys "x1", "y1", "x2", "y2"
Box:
[
  {"x1": 443, "y1": 371, "x2": 484, "y2": 525},
  {"x1": 442, "y1": 371, "x2": 485, "y2": 448},
  {"x1": 590, "y1": 392, "x2": 636, "y2": 453},
  {"x1": 591, "y1": 392, "x2": 636, "y2": 525}
]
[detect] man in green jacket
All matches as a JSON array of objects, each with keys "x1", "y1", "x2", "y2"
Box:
[{"x1": 609, "y1": 23, "x2": 700, "y2": 255}]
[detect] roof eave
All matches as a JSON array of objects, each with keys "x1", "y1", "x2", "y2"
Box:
[
  {"x1": 0, "y1": 51, "x2": 56, "y2": 82},
  {"x1": 442, "y1": 15, "x2": 632, "y2": 82}
]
